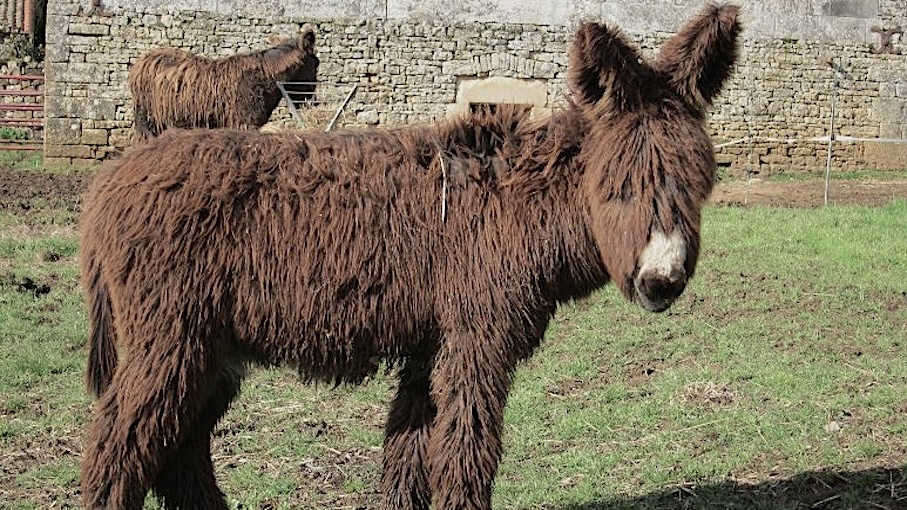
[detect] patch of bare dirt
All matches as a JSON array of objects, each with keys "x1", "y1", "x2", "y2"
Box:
[
  {"x1": 711, "y1": 179, "x2": 907, "y2": 207},
  {"x1": 680, "y1": 380, "x2": 738, "y2": 407},
  {"x1": 0, "y1": 271, "x2": 53, "y2": 295},
  {"x1": 0, "y1": 167, "x2": 92, "y2": 215},
  {"x1": 0, "y1": 429, "x2": 83, "y2": 508}
]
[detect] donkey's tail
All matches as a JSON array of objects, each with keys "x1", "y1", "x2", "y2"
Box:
[{"x1": 84, "y1": 261, "x2": 117, "y2": 398}]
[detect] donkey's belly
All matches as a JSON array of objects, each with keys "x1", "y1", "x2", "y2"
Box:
[{"x1": 234, "y1": 303, "x2": 426, "y2": 385}]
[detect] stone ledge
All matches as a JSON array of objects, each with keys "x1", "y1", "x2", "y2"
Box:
[
  {"x1": 69, "y1": 23, "x2": 110, "y2": 36},
  {"x1": 863, "y1": 141, "x2": 907, "y2": 169}
]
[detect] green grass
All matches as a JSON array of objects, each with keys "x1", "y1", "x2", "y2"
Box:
[
  {"x1": 0, "y1": 150, "x2": 96, "y2": 173},
  {"x1": 0, "y1": 234, "x2": 79, "y2": 262},
  {"x1": 1, "y1": 200, "x2": 906, "y2": 508},
  {"x1": 0, "y1": 127, "x2": 32, "y2": 141},
  {"x1": 767, "y1": 168, "x2": 907, "y2": 182},
  {"x1": 0, "y1": 150, "x2": 42, "y2": 171}
]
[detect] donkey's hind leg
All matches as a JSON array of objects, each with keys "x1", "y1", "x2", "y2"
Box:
[
  {"x1": 381, "y1": 351, "x2": 436, "y2": 510},
  {"x1": 80, "y1": 372, "x2": 145, "y2": 510},
  {"x1": 81, "y1": 335, "x2": 217, "y2": 509},
  {"x1": 152, "y1": 363, "x2": 245, "y2": 510}
]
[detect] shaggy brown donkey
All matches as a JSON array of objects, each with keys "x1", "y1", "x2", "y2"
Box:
[
  {"x1": 80, "y1": 4, "x2": 741, "y2": 509},
  {"x1": 128, "y1": 28, "x2": 319, "y2": 144}
]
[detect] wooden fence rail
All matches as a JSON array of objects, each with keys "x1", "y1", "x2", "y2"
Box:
[{"x1": 0, "y1": 74, "x2": 43, "y2": 150}]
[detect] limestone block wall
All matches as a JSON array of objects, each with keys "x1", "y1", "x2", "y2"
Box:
[
  {"x1": 713, "y1": 38, "x2": 907, "y2": 176},
  {"x1": 42, "y1": 0, "x2": 907, "y2": 175}
]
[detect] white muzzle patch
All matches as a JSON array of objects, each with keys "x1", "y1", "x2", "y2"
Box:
[{"x1": 638, "y1": 230, "x2": 687, "y2": 280}]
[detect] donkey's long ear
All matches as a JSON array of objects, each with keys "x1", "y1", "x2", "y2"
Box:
[
  {"x1": 569, "y1": 22, "x2": 646, "y2": 114},
  {"x1": 301, "y1": 26, "x2": 316, "y2": 47},
  {"x1": 295, "y1": 25, "x2": 316, "y2": 52},
  {"x1": 654, "y1": 3, "x2": 741, "y2": 109}
]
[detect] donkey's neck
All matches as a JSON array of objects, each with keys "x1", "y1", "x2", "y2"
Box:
[
  {"x1": 430, "y1": 107, "x2": 609, "y2": 304},
  {"x1": 258, "y1": 41, "x2": 309, "y2": 79}
]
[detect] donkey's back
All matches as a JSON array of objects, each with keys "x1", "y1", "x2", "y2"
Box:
[{"x1": 82, "y1": 127, "x2": 445, "y2": 389}]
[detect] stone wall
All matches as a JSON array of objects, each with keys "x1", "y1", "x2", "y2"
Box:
[
  {"x1": 43, "y1": 0, "x2": 907, "y2": 175},
  {"x1": 713, "y1": 37, "x2": 907, "y2": 176}
]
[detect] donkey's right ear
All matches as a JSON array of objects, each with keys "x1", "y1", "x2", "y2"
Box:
[
  {"x1": 568, "y1": 22, "x2": 646, "y2": 114},
  {"x1": 653, "y1": 4, "x2": 741, "y2": 110}
]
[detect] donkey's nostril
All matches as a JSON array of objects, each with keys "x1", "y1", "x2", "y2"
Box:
[{"x1": 643, "y1": 275, "x2": 681, "y2": 297}]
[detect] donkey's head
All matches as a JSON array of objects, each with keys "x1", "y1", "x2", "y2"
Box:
[
  {"x1": 572, "y1": 4, "x2": 741, "y2": 312},
  {"x1": 283, "y1": 28, "x2": 320, "y2": 103}
]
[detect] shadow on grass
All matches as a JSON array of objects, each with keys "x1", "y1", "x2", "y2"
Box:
[{"x1": 557, "y1": 465, "x2": 907, "y2": 509}]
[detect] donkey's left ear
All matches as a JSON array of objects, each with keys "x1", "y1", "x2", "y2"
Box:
[
  {"x1": 301, "y1": 25, "x2": 316, "y2": 47},
  {"x1": 654, "y1": 3, "x2": 742, "y2": 109}
]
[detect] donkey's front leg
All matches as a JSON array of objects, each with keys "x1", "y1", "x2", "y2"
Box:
[{"x1": 426, "y1": 332, "x2": 515, "y2": 510}]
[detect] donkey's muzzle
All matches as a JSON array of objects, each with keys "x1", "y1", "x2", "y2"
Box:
[{"x1": 634, "y1": 268, "x2": 688, "y2": 313}]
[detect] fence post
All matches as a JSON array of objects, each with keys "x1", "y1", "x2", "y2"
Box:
[
  {"x1": 823, "y1": 58, "x2": 848, "y2": 207},
  {"x1": 824, "y1": 69, "x2": 837, "y2": 207}
]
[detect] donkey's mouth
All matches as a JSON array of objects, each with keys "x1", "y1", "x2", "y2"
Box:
[
  {"x1": 633, "y1": 269, "x2": 688, "y2": 313},
  {"x1": 633, "y1": 229, "x2": 690, "y2": 313}
]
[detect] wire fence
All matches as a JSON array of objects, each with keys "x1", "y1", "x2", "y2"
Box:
[{"x1": 714, "y1": 58, "x2": 907, "y2": 207}]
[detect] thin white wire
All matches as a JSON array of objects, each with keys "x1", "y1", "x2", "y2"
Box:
[{"x1": 714, "y1": 135, "x2": 907, "y2": 149}]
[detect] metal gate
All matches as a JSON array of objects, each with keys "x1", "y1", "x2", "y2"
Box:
[
  {"x1": 276, "y1": 81, "x2": 358, "y2": 132},
  {"x1": 0, "y1": 74, "x2": 42, "y2": 150}
]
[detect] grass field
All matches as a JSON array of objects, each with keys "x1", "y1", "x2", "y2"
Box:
[{"x1": 0, "y1": 165, "x2": 905, "y2": 508}]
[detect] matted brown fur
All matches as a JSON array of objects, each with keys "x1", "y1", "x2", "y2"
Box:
[
  {"x1": 80, "y1": 4, "x2": 741, "y2": 510},
  {"x1": 128, "y1": 28, "x2": 319, "y2": 144}
]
